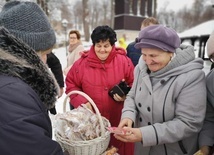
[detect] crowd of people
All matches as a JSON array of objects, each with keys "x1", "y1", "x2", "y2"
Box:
[{"x1": 0, "y1": 1, "x2": 213, "y2": 155}]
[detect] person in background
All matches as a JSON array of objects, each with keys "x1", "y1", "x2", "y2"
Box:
[
  {"x1": 126, "y1": 17, "x2": 159, "y2": 66},
  {"x1": 195, "y1": 32, "x2": 214, "y2": 155},
  {"x1": 47, "y1": 52, "x2": 64, "y2": 114},
  {"x1": 0, "y1": 1, "x2": 63, "y2": 154},
  {"x1": 118, "y1": 37, "x2": 127, "y2": 49},
  {"x1": 115, "y1": 25, "x2": 206, "y2": 155},
  {"x1": 63, "y1": 30, "x2": 84, "y2": 75},
  {"x1": 65, "y1": 25, "x2": 135, "y2": 155}
]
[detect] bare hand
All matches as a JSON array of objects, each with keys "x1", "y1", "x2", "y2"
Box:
[
  {"x1": 114, "y1": 127, "x2": 142, "y2": 143},
  {"x1": 85, "y1": 102, "x2": 93, "y2": 111},
  {"x1": 118, "y1": 118, "x2": 133, "y2": 128},
  {"x1": 113, "y1": 93, "x2": 126, "y2": 102},
  {"x1": 194, "y1": 146, "x2": 210, "y2": 155}
]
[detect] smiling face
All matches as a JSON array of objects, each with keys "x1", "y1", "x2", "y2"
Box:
[
  {"x1": 141, "y1": 48, "x2": 173, "y2": 72},
  {"x1": 69, "y1": 33, "x2": 79, "y2": 45},
  {"x1": 94, "y1": 40, "x2": 113, "y2": 61}
]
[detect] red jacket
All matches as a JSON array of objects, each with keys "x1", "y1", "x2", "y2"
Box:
[{"x1": 66, "y1": 45, "x2": 134, "y2": 155}]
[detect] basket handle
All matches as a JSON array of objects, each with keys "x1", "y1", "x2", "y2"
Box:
[{"x1": 63, "y1": 90, "x2": 105, "y2": 137}]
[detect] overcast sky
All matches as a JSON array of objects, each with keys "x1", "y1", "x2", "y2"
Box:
[{"x1": 157, "y1": 0, "x2": 195, "y2": 12}]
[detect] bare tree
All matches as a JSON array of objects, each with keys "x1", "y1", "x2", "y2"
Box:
[
  {"x1": 82, "y1": 0, "x2": 90, "y2": 41},
  {"x1": 110, "y1": 0, "x2": 115, "y2": 28},
  {"x1": 157, "y1": 0, "x2": 214, "y2": 33},
  {"x1": 73, "y1": 1, "x2": 83, "y2": 31}
]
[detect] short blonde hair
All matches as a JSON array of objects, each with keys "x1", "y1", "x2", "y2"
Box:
[
  {"x1": 141, "y1": 17, "x2": 159, "y2": 27},
  {"x1": 68, "y1": 30, "x2": 81, "y2": 40}
]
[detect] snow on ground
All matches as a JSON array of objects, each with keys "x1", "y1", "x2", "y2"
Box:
[
  {"x1": 51, "y1": 41, "x2": 93, "y2": 114},
  {"x1": 52, "y1": 47, "x2": 67, "y2": 114}
]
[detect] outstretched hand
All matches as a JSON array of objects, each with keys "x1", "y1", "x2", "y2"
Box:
[{"x1": 114, "y1": 127, "x2": 142, "y2": 143}]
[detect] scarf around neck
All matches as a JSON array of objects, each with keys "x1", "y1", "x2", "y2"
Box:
[{"x1": 69, "y1": 41, "x2": 82, "y2": 53}]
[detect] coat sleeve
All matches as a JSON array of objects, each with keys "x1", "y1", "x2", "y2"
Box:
[
  {"x1": 121, "y1": 66, "x2": 140, "y2": 122},
  {"x1": 47, "y1": 52, "x2": 64, "y2": 88},
  {"x1": 0, "y1": 81, "x2": 64, "y2": 155},
  {"x1": 199, "y1": 70, "x2": 214, "y2": 147},
  {"x1": 65, "y1": 60, "x2": 88, "y2": 108},
  {"x1": 124, "y1": 55, "x2": 134, "y2": 87}
]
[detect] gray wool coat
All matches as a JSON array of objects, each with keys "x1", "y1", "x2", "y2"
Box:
[
  {"x1": 121, "y1": 45, "x2": 207, "y2": 155},
  {"x1": 198, "y1": 69, "x2": 214, "y2": 147}
]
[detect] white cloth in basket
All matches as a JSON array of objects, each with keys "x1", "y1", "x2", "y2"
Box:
[{"x1": 54, "y1": 105, "x2": 109, "y2": 141}]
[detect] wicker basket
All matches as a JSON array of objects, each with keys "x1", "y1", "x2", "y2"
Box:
[{"x1": 55, "y1": 90, "x2": 111, "y2": 155}]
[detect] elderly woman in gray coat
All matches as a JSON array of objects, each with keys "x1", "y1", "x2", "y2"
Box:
[
  {"x1": 195, "y1": 32, "x2": 214, "y2": 155},
  {"x1": 115, "y1": 25, "x2": 207, "y2": 155}
]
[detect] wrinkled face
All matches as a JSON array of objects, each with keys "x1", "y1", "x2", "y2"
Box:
[
  {"x1": 94, "y1": 40, "x2": 112, "y2": 61},
  {"x1": 69, "y1": 33, "x2": 79, "y2": 45},
  {"x1": 142, "y1": 48, "x2": 173, "y2": 72}
]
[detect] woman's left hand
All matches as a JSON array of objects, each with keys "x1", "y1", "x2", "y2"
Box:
[
  {"x1": 114, "y1": 127, "x2": 142, "y2": 143},
  {"x1": 113, "y1": 93, "x2": 126, "y2": 102}
]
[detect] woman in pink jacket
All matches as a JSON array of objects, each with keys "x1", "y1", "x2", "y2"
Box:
[{"x1": 65, "y1": 25, "x2": 134, "y2": 155}]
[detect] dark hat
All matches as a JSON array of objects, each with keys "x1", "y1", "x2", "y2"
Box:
[
  {"x1": 0, "y1": 1, "x2": 56, "y2": 52},
  {"x1": 135, "y1": 25, "x2": 180, "y2": 53}
]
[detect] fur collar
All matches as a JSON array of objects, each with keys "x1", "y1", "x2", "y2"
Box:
[{"x1": 0, "y1": 27, "x2": 59, "y2": 109}]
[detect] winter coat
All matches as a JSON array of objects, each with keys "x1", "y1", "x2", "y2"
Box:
[
  {"x1": 121, "y1": 45, "x2": 207, "y2": 155},
  {"x1": 0, "y1": 27, "x2": 63, "y2": 155},
  {"x1": 47, "y1": 52, "x2": 64, "y2": 114},
  {"x1": 199, "y1": 69, "x2": 214, "y2": 147},
  {"x1": 65, "y1": 45, "x2": 135, "y2": 155},
  {"x1": 126, "y1": 41, "x2": 141, "y2": 66},
  {"x1": 64, "y1": 44, "x2": 84, "y2": 75},
  {"x1": 47, "y1": 52, "x2": 64, "y2": 88},
  {"x1": 118, "y1": 37, "x2": 128, "y2": 49}
]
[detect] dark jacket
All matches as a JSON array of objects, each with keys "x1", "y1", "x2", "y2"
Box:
[
  {"x1": 47, "y1": 52, "x2": 64, "y2": 88},
  {"x1": 0, "y1": 27, "x2": 63, "y2": 155},
  {"x1": 126, "y1": 41, "x2": 141, "y2": 66},
  {"x1": 47, "y1": 52, "x2": 64, "y2": 114}
]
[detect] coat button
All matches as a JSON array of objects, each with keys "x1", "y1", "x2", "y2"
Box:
[
  {"x1": 148, "y1": 122, "x2": 151, "y2": 125},
  {"x1": 139, "y1": 117, "x2": 142, "y2": 122},
  {"x1": 149, "y1": 92, "x2": 151, "y2": 95},
  {"x1": 160, "y1": 80, "x2": 165, "y2": 84},
  {"x1": 138, "y1": 103, "x2": 142, "y2": 107},
  {"x1": 139, "y1": 87, "x2": 141, "y2": 91},
  {"x1": 147, "y1": 107, "x2": 151, "y2": 112}
]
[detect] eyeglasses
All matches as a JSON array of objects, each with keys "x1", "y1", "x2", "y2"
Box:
[{"x1": 70, "y1": 37, "x2": 77, "y2": 40}]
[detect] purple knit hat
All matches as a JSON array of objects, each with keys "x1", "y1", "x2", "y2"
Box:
[{"x1": 134, "y1": 25, "x2": 181, "y2": 53}]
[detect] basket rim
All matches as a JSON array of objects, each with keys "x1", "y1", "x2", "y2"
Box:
[{"x1": 55, "y1": 131, "x2": 110, "y2": 147}]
